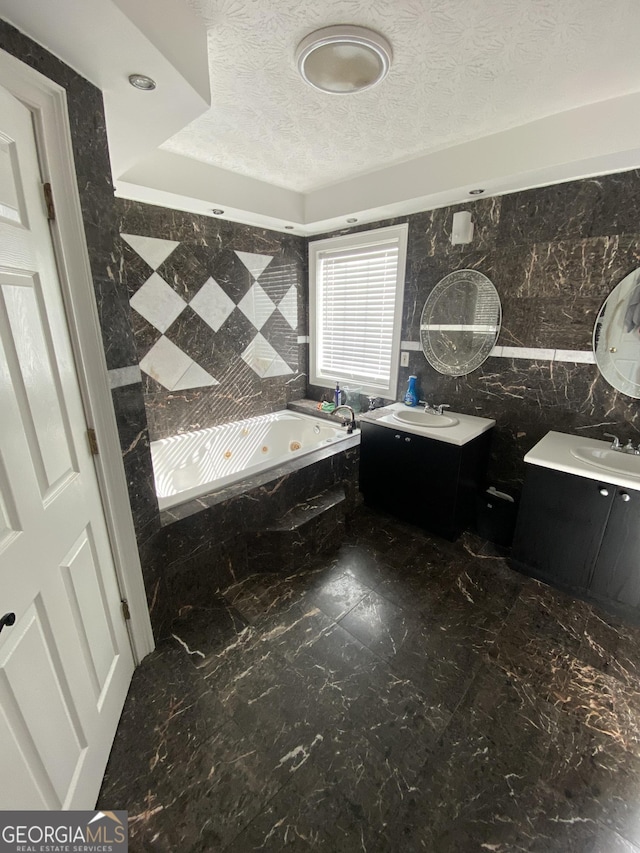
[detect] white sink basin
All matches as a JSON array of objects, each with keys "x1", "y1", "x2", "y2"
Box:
[
  {"x1": 570, "y1": 446, "x2": 640, "y2": 481},
  {"x1": 372, "y1": 403, "x2": 495, "y2": 446},
  {"x1": 393, "y1": 409, "x2": 459, "y2": 428}
]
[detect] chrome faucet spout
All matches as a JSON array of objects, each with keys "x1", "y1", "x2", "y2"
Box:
[{"x1": 334, "y1": 405, "x2": 357, "y2": 433}]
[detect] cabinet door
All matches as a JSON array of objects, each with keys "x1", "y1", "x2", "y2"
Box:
[
  {"x1": 359, "y1": 422, "x2": 461, "y2": 537},
  {"x1": 359, "y1": 422, "x2": 418, "y2": 517},
  {"x1": 511, "y1": 466, "x2": 613, "y2": 591},
  {"x1": 590, "y1": 488, "x2": 640, "y2": 608}
]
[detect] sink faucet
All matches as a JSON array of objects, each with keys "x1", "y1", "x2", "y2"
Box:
[
  {"x1": 623, "y1": 439, "x2": 640, "y2": 455},
  {"x1": 604, "y1": 433, "x2": 622, "y2": 450},
  {"x1": 433, "y1": 404, "x2": 451, "y2": 416},
  {"x1": 334, "y1": 405, "x2": 357, "y2": 433}
]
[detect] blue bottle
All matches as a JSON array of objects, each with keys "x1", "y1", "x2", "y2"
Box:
[{"x1": 404, "y1": 375, "x2": 419, "y2": 406}]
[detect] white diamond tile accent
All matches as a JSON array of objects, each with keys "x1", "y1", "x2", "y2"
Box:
[
  {"x1": 172, "y1": 361, "x2": 218, "y2": 390},
  {"x1": 121, "y1": 233, "x2": 180, "y2": 270},
  {"x1": 130, "y1": 273, "x2": 187, "y2": 333},
  {"x1": 263, "y1": 353, "x2": 294, "y2": 377},
  {"x1": 189, "y1": 277, "x2": 235, "y2": 332},
  {"x1": 140, "y1": 336, "x2": 193, "y2": 390},
  {"x1": 235, "y1": 251, "x2": 273, "y2": 281},
  {"x1": 237, "y1": 283, "x2": 276, "y2": 330},
  {"x1": 241, "y1": 333, "x2": 292, "y2": 378},
  {"x1": 277, "y1": 285, "x2": 298, "y2": 329}
]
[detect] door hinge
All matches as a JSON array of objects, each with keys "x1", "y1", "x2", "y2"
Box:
[
  {"x1": 42, "y1": 182, "x2": 55, "y2": 221},
  {"x1": 121, "y1": 599, "x2": 131, "y2": 621},
  {"x1": 87, "y1": 427, "x2": 99, "y2": 456}
]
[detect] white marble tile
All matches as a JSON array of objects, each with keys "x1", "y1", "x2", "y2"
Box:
[
  {"x1": 172, "y1": 361, "x2": 218, "y2": 390},
  {"x1": 241, "y1": 333, "x2": 292, "y2": 378},
  {"x1": 277, "y1": 284, "x2": 298, "y2": 329},
  {"x1": 553, "y1": 349, "x2": 596, "y2": 364},
  {"x1": 500, "y1": 346, "x2": 556, "y2": 361},
  {"x1": 140, "y1": 336, "x2": 193, "y2": 390},
  {"x1": 489, "y1": 345, "x2": 504, "y2": 357},
  {"x1": 400, "y1": 340, "x2": 421, "y2": 351},
  {"x1": 234, "y1": 250, "x2": 273, "y2": 281},
  {"x1": 189, "y1": 276, "x2": 235, "y2": 332},
  {"x1": 237, "y1": 283, "x2": 276, "y2": 330},
  {"x1": 121, "y1": 233, "x2": 180, "y2": 271},
  {"x1": 108, "y1": 365, "x2": 142, "y2": 389},
  {"x1": 130, "y1": 273, "x2": 186, "y2": 332}
]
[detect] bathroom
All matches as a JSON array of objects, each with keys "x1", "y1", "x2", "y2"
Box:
[{"x1": 2, "y1": 3, "x2": 640, "y2": 849}]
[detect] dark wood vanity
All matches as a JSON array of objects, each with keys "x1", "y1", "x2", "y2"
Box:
[
  {"x1": 511, "y1": 432, "x2": 640, "y2": 622},
  {"x1": 359, "y1": 409, "x2": 493, "y2": 541}
]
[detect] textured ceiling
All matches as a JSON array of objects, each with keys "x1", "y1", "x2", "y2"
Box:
[{"x1": 160, "y1": 0, "x2": 640, "y2": 193}]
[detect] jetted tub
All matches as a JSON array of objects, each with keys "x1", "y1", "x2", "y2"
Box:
[{"x1": 151, "y1": 410, "x2": 358, "y2": 511}]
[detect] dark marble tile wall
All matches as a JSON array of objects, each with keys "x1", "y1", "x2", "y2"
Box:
[
  {"x1": 117, "y1": 200, "x2": 308, "y2": 441},
  {"x1": 314, "y1": 173, "x2": 640, "y2": 492}
]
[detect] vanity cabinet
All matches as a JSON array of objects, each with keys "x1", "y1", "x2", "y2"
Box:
[
  {"x1": 359, "y1": 420, "x2": 492, "y2": 540},
  {"x1": 511, "y1": 464, "x2": 640, "y2": 613}
]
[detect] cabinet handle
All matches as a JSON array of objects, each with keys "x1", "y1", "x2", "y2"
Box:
[
  {"x1": 620, "y1": 492, "x2": 631, "y2": 502},
  {"x1": 405, "y1": 437, "x2": 411, "y2": 442},
  {"x1": 599, "y1": 488, "x2": 609, "y2": 496}
]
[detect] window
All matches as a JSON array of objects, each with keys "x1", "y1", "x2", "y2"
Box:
[{"x1": 309, "y1": 223, "x2": 408, "y2": 398}]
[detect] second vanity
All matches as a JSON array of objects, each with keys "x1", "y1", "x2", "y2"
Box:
[
  {"x1": 359, "y1": 402, "x2": 495, "y2": 541},
  {"x1": 511, "y1": 431, "x2": 640, "y2": 619}
]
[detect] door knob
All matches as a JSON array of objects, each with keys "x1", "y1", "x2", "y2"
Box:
[
  {"x1": 620, "y1": 492, "x2": 631, "y2": 502},
  {"x1": 0, "y1": 613, "x2": 16, "y2": 634}
]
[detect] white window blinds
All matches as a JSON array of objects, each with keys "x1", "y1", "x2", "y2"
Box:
[{"x1": 310, "y1": 225, "x2": 407, "y2": 395}]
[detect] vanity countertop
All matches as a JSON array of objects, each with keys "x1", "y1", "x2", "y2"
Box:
[
  {"x1": 525, "y1": 431, "x2": 640, "y2": 492},
  {"x1": 361, "y1": 402, "x2": 495, "y2": 446}
]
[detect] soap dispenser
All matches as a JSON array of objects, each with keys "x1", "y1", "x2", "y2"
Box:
[{"x1": 404, "y1": 375, "x2": 419, "y2": 407}]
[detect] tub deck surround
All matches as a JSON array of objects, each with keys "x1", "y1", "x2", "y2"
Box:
[
  {"x1": 149, "y1": 438, "x2": 360, "y2": 638},
  {"x1": 152, "y1": 409, "x2": 359, "y2": 512},
  {"x1": 99, "y1": 506, "x2": 640, "y2": 851}
]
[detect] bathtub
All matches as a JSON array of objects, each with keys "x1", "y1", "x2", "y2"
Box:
[{"x1": 151, "y1": 410, "x2": 358, "y2": 511}]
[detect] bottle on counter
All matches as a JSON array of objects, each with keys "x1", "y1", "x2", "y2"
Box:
[
  {"x1": 404, "y1": 375, "x2": 419, "y2": 406},
  {"x1": 334, "y1": 382, "x2": 342, "y2": 408}
]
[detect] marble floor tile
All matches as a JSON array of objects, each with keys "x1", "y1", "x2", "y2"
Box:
[{"x1": 99, "y1": 506, "x2": 640, "y2": 853}]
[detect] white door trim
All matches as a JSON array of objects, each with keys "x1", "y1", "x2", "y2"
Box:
[{"x1": 0, "y1": 47, "x2": 154, "y2": 663}]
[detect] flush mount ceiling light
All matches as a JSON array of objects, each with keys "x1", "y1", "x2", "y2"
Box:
[
  {"x1": 128, "y1": 74, "x2": 156, "y2": 91},
  {"x1": 296, "y1": 25, "x2": 392, "y2": 94},
  {"x1": 211, "y1": 208, "x2": 225, "y2": 215}
]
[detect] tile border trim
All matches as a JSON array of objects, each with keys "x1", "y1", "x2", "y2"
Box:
[
  {"x1": 108, "y1": 365, "x2": 143, "y2": 389},
  {"x1": 400, "y1": 341, "x2": 596, "y2": 364}
]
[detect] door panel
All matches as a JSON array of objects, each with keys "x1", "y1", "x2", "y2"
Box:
[
  {"x1": 0, "y1": 82, "x2": 134, "y2": 808},
  {"x1": 60, "y1": 527, "x2": 119, "y2": 701},
  {"x1": 1, "y1": 269, "x2": 78, "y2": 497}
]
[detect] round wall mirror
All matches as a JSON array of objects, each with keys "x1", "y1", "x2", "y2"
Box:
[
  {"x1": 593, "y1": 267, "x2": 640, "y2": 398},
  {"x1": 420, "y1": 269, "x2": 501, "y2": 376}
]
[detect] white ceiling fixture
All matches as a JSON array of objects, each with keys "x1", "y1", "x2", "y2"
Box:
[{"x1": 295, "y1": 25, "x2": 392, "y2": 94}]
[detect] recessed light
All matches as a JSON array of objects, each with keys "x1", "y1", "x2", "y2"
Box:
[
  {"x1": 346, "y1": 217, "x2": 358, "y2": 223},
  {"x1": 128, "y1": 74, "x2": 156, "y2": 91},
  {"x1": 469, "y1": 188, "x2": 485, "y2": 195},
  {"x1": 284, "y1": 225, "x2": 294, "y2": 230},
  {"x1": 211, "y1": 209, "x2": 224, "y2": 215},
  {"x1": 296, "y1": 25, "x2": 392, "y2": 95}
]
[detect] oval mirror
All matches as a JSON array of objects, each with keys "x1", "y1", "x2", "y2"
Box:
[
  {"x1": 420, "y1": 269, "x2": 501, "y2": 376},
  {"x1": 593, "y1": 268, "x2": 640, "y2": 398}
]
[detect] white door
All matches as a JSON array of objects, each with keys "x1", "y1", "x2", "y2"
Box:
[{"x1": 0, "y1": 84, "x2": 135, "y2": 808}]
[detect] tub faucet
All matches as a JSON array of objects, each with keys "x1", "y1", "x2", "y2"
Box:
[{"x1": 334, "y1": 405, "x2": 357, "y2": 434}]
